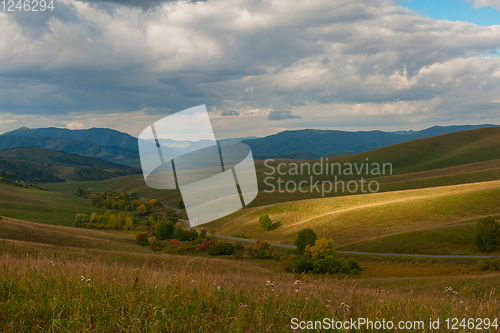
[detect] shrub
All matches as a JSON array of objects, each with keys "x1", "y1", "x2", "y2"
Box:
[
  {"x1": 73, "y1": 214, "x2": 89, "y2": 227},
  {"x1": 476, "y1": 260, "x2": 490, "y2": 271},
  {"x1": 208, "y1": 242, "x2": 235, "y2": 256},
  {"x1": 489, "y1": 259, "x2": 500, "y2": 271},
  {"x1": 253, "y1": 241, "x2": 274, "y2": 259},
  {"x1": 136, "y1": 233, "x2": 150, "y2": 246},
  {"x1": 258, "y1": 211, "x2": 273, "y2": 231},
  {"x1": 308, "y1": 238, "x2": 337, "y2": 259},
  {"x1": 475, "y1": 216, "x2": 499, "y2": 253},
  {"x1": 150, "y1": 240, "x2": 165, "y2": 251},
  {"x1": 295, "y1": 228, "x2": 317, "y2": 255},
  {"x1": 201, "y1": 240, "x2": 217, "y2": 251},
  {"x1": 155, "y1": 221, "x2": 175, "y2": 241},
  {"x1": 293, "y1": 258, "x2": 314, "y2": 273},
  {"x1": 169, "y1": 239, "x2": 181, "y2": 246},
  {"x1": 312, "y1": 256, "x2": 342, "y2": 274},
  {"x1": 347, "y1": 258, "x2": 361, "y2": 271}
]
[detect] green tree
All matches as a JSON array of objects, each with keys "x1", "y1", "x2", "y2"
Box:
[
  {"x1": 156, "y1": 221, "x2": 175, "y2": 241},
  {"x1": 475, "y1": 216, "x2": 499, "y2": 253},
  {"x1": 295, "y1": 228, "x2": 317, "y2": 255},
  {"x1": 308, "y1": 238, "x2": 337, "y2": 259},
  {"x1": 258, "y1": 211, "x2": 273, "y2": 231},
  {"x1": 73, "y1": 214, "x2": 89, "y2": 227}
]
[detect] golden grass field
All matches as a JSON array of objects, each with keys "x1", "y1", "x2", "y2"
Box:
[{"x1": 205, "y1": 180, "x2": 500, "y2": 252}]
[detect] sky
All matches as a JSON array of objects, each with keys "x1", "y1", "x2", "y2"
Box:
[{"x1": 1, "y1": 0, "x2": 500, "y2": 139}]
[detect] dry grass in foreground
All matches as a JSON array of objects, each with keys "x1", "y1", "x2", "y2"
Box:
[{"x1": 1, "y1": 252, "x2": 499, "y2": 332}]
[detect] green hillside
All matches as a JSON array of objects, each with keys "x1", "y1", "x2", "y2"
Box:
[
  {"x1": 0, "y1": 135, "x2": 139, "y2": 166},
  {"x1": 3, "y1": 126, "x2": 137, "y2": 149},
  {"x1": 0, "y1": 183, "x2": 110, "y2": 226},
  {"x1": 204, "y1": 180, "x2": 500, "y2": 254},
  {"x1": 0, "y1": 146, "x2": 133, "y2": 169}
]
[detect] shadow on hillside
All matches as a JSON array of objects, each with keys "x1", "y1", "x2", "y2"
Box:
[{"x1": 268, "y1": 221, "x2": 281, "y2": 230}]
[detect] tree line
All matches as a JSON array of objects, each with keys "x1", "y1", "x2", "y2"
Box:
[{"x1": 0, "y1": 160, "x2": 64, "y2": 183}]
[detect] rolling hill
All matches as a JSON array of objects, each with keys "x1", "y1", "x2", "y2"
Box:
[
  {"x1": 0, "y1": 146, "x2": 136, "y2": 170},
  {"x1": 0, "y1": 146, "x2": 141, "y2": 182},
  {"x1": 204, "y1": 180, "x2": 500, "y2": 254},
  {"x1": 0, "y1": 135, "x2": 140, "y2": 166},
  {"x1": 3, "y1": 126, "x2": 137, "y2": 149},
  {"x1": 243, "y1": 124, "x2": 499, "y2": 157}
]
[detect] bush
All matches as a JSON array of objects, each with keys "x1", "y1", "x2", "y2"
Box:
[
  {"x1": 258, "y1": 211, "x2": 272, "y2": 231},
  {"x1": 295, "y1": 228, "x2": 317, "y2": 255},
  {"x1": 200, "y1": 240, "x2": 217, "y2": 252},
  {"x1": 293, "y1": 257, "x2": 314, "y2": 273},
  {"x1": 476, "y1": 260, "x2": 490, "y2": 271},
  {"x1": 156, "y1": 221, "x2": 175, "y2": 241},
  {"x1": 489, "y1": 259, "x2": 500, "y2": 271},
  {"x1": 208, "y1": 242, "x2": 235, "y2": 256},
  {"x1": 308, "y1": 238, "x2": 337, "y2": 259},
  {"x1": 73, "y1": 213, "x2": 89, "y2": 227},
  {"x1": 312, "y1": 256, "x2": 342, "y2": 274},
  {"x1": 150, "y1": 240, "x2": 165, "y2": 251},
  {"x1": 253, "y1": 241, "x2": 274, "y2": 259},
  {"x1": 475, "y1": 216, "x2": 499, "y2": 253},
  {"x1": 136, "y1": 233, "x2": 150, "y2": 246}
]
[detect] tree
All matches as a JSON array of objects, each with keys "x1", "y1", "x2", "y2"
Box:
[
  {"x1": 156, "y1": 221, "x2": 175, "y2": 240},
  {"x1": 475, "y1": 216, "x2": 499, "y2": 253},
  {"x1": 73, "y1": 213, "x2": 89, "y2": 227},
  {"x1": 308, "y1": 238, "x2": 337, "y2": 259},
  {"x1": 258, "y1": 211, "x2": 273, "y2": 231},
  {"x1": 295, "y1": 228, "x2": 317, "y2": 255}
]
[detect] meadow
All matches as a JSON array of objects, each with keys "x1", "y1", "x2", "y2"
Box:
[
  {"x1": 1, "y1": 241, "x2": 499, "y2": 332},
  {"x1": 205, "y1": 180, "x2": 500, "y2": 255}
]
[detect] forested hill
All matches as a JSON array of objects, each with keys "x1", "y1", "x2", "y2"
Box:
[
  {"x1": 3, "y1": 127, "x2": 137, "y2": 149},
  {"x1": 0, "y1": 146, "x2": 135, "y2": 170}
]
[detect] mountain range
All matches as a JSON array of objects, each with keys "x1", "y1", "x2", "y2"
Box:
[
  {"x1": 242, "y1": 124, "x2": 500, "y2": 157},
  {"x1": 1, "y1": 124, "x2": 498, "y2": 165}
]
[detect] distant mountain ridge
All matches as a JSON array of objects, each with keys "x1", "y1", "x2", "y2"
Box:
[
  {"x1": 243, "y1": 124, "x2": 500, "y2": 157},
  {"x1": 0, "y1": 135, "x2": 139, "y2": 166},
  {"x1": 3, "y1": 127, "x2": 137, "y2": 150},
  {"x1": 2, "y1": 124, "x2": 498, "y2": 164}
]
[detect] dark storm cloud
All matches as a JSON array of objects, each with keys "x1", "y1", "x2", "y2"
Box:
[
  {"x1": 268, "y1": 110, "x2": 301, "y2": 121},
  {"x1": 76, "y1": 0, "x2": 203, "y2": 10},
  {"x1": 4, "y1": 0, "x2": 84, "y2": 37},
  {"x1": 221, "y1": 110, "x2": 240, "y2": 116}
]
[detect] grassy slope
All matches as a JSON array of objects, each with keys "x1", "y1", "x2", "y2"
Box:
[
  {"x1": 0, "y1": 183, "x2": 110, "y2": 226},
  {"x1": 204, "y1": 180, "x2": 500, "y2": 253},
  {"x1": 1, "y1": 216, "x2": 500, "y2": 332},
  {"x1": 43, "y1": 174, "x2": 182, "y2": 207}
]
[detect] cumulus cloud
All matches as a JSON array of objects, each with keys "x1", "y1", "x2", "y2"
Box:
[
  {"x1": 1, "y1": 0, "x2": 500, "y2": 137},
  {"x1": 221, "y1": 110, "x2": 240, "y2": 116},
  {"x1": 268, "y1": 110, "x2": 301, "y2": 121},
  {"x1": 468, "y1": 0, "x2": 500, "y2": 10}
]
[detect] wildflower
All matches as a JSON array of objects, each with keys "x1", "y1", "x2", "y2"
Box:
[
  {"x1": 87, "y1": 278, "x2": 91, "y2": 282},
  {"x1": 340, "y1": 302, "x2": 350, "y2": 311},
  {"x1": 295, "y1": 289, "x2": 299, "y2": 293},
  {"x1": 49, "y1": 261, "x2": 54, "y2": 266},
  {"x1": 80, "y1": 276, "x2": 85, "y2": 281},
  {"x1": 191, "y1": 280, "x2": 197, "y2": 284},
  {"x1": 294, "y1": 280, "x2": 301, "y2": 286}
]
